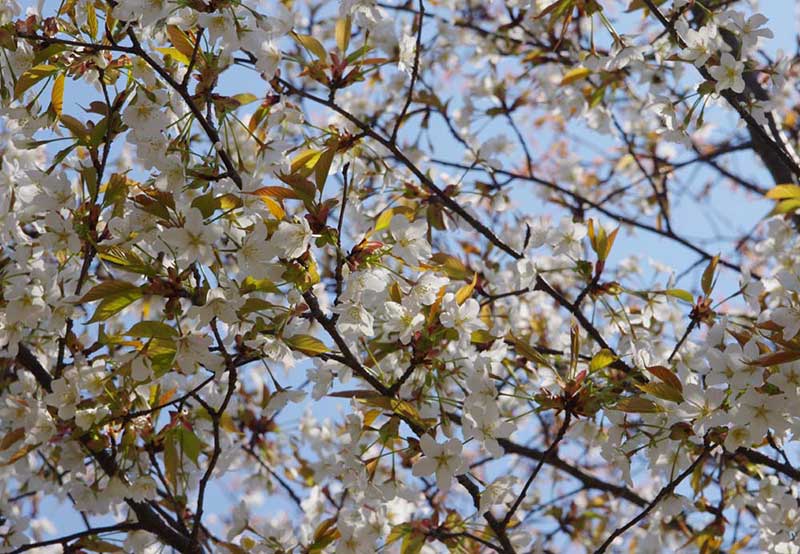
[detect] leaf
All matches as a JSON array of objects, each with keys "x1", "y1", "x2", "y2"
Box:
[
  {"x1": 163, "y1": 432, "x2": 178, "y2": 485},
  {"x1": 14, "y1": 64, "x2": 59, "y2": 99},
  {"x1": 314, "y1": 144, "x2": 337, "y2": 192},
  {"x1": 251, "y1": 186, "x2": 300, "y2": 200},
  {"x1": 646, "y1": 365, "x2": 683, "y2": 393},
  {"x1": 0, "y1": 428, "x2": 25, "y2": 451},
  {"x1": 240, "y1": 276, "x2": 281, "y2": 294},
  {"x1": 589, "y1": 349, "x2": 617, "y2": 372},
  {"x1": 766, "y1": 184, "x2": 800, "y2": 200},
  {"x1": 166, "y1": 25, "x2": 197, "y2": 61},
  {"x1": 701, "y1": 254, "x2": 719, "y2": 297},
  {"x1": 285, "y1": 334, "x2": 330, "y2": 356},
  {"x1": 663, "y1": 288, "x2": 693, "y2": 303},
  {"x1": 51, "y1": 72, "x2": 64, "y2": 118},
  {"x1": 430, "y1": 253, "x2": 471, "y2": 280},
  {"x1": 455, "y1": 273, "x2": 477, "y2": 305},
  {"x1": 636, "y1": 382, "x2": 683, "y2": 403},
  {"x1": 79, "y1": 280, "x2": 140, "y2": 303},
  {"x1": 290, "y1": 149, "x2": 323, "y2": 177},
  {"x1": 89, "y1": 290, "x2": 144, "y2": 322},
  {"x1": 155, "y1": 46, "x2": 190, "y2": 65},
  {"x1": 98, "y1": 248, "x2": 155, "y2": 277},
  {"x1": 292, "y1": 33, "x2": 327, "y2": 60},
  {"x1": 175, "y1": 427, "x2": 203, "y2": 466},
  {"x1": 60, "y1": 114, "x2": 90, "y2": 143},
  {"x1": 373, "y1": 208, "x2": 394, "y2": 233},
  {"x1": 336, "y1": 17, "x2": 352, "y2": 52},
  {"x1": 747, "y1": 350, "x2": 800, "y2": 367},
  {"x1": 401, "y1": 530, "x2": 426, "y2": 554},
  {"x1": 614, "y1": 396, "x2": 662, "y2": 413},
  {"x1": 560, "y1": 66, "x2": 591, "y2": 85},
  {"x1": 3, "y1": 442, "x2": 39, "y2": 466},
  {"x1": 86, "y1": 5, "x2": 98, "y2": 39},
  {"x1": 126, "y1": 321, "x2": 178, "y2": 340}
]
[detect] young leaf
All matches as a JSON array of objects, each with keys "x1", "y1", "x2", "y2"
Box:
[
  {"x1": 51, "y1": 72, "x2": 64, "y2": 118},
  {"x1": 14, "y1": 64, "x2": 59, "y2": 99},
  {"x1": 701, "y1": 254, "x2": 719, "y2": 297},
  {"x1": 335, "y1": 17, "x2": 352, "y2": 52},
  {"x1": 126, "y1": 321, "x2": 178, "y2": 340},
  {"x1": 285, "y1": 334, "x2": 330, "y2": 355},
  {"x1": 88, "y1": 290, "x2": 144, "y2": 323},
  {"x1": 589, "y1": 348, "x2": 617, "y2": 372}
]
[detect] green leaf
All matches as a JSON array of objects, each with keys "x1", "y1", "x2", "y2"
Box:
[
  {"x1": 79, "y1": 280, "x2": 140, "y2": 303},
  {"x1": 589, "y1": 348, "x2": 617, "y2": 372},
  {"x1": 175, "y1": 427, "x2": 203, "y2": 466},
  {"x1": 663, "y1": 288, "x2": 693, "y2": 303},
  {"x1": 98, "y1": 247, "x2": 156, "y2": 277},
  {"x1": 163, "y1": 432, "x2": 178, "y2": 485},
  {"x1": 401, "y1": 530, "x2": 426, "y2": 554},
  {"x1": 126, "y1": 321, "x2": 178, "y2": 340},
  {"x1": 14, "y1": 64, "x2": 59, "y2": 99},
  {"x1": 285, "y1": 334, "x2": 329, "y2": 356},
  {"x1": 88, "y1": 290, "x2": 144, "y2": 322},
  {"x1": 292, "y1": 32, "x2": 327, "y2": 60}
]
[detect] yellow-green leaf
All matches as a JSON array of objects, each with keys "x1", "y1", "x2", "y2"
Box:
[
  {"x1": 14, "y1": 64, "x2": 59, "y2": 99},
  {"x1": 336, "y1": 17, "x2": 351, "y2": 52},
  {"x1": 663, "y1": 288, "x2": 693, "y2": 303},
  {"x1": 51, "y1": 72, "x2": 64, "y2": 118},
  {"x1": 126, "y1": 321, "x2": 178, "y2": 340},
  {"x1": 89, "y1": 290, "x2": 144, "y2": 322},
  {"x1": 285, "y1": 334, "x2": 329, "y2": 356},
  {"x1": 155, "y1": 47, "x2": 191, "y2": 65},
  {"x1": 589, "y1": 348, "x2": 617, "y2": 372},
  {"x1": 560, "y1": 66, "x2": 591, "y2": 86},
  {"x1": 314, "y1": 144, "x2": 337, "y2": 192},
  {"x1": 86, "y1": 5, "x2": 98, "y2": 39},
  {"x1": 166, "y1": 25, "x2": 197, "y2": 61},
  {"x1": 766, "y1": 184, "x2": 800, "y2": 200},
  {"x1": 455, "y1": 272, "x2": 477, "y2": 305},
  {"x1": 292, "y1": 32, "x2": 327, "y2": 60},
  {"x1": 701, "y1": 254, "x2": 719, "y2": 296},
  {"x1": 79, "y1": 280, "x2": 140, "y2": 303}
]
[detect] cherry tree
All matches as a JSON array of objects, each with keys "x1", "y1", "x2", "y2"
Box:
[{"x1": 1, "y1": 0, "x2": 799, "y2": 553}]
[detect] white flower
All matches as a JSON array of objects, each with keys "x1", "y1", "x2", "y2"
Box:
[
  {"x1": 389, "y1": 215, "x2": 431, "y2": 266},
  {"x1": 398, "y1": 32, "x2": 417, "y2": 75},
  {"x1": 381, "y1": 301, "x2": 425, "y2": 344},
  {"x1": 439, "y1": 293, "x2": 485, "y2": 342},
  {"x1": 677, "y1": 21, "x2": 719, "y2": 67},
  {"x1": 551, "y1": 216, "x2": 587, "y2": 257},
  {"x1": 411, "y1": 434, "x2": 467, "y2": 492},
  {"x1": 161, "y1": 208, "x2": 221, "y2": 266},
  {"x1": 728, "y1": 12, "x2": 773, "y2": 50},
  {"x1": 708, "y1": 53, "x2": 745, "y2": 94},
  {"x1": 463, "y1": 405, "x2": 515, "y2": 458},
  {"x1": 268, "y1": 219, "x2": 312, "y2": 259},
  {"x1": 334, "y1": 302, "x2": 375, "y2": 337}
]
